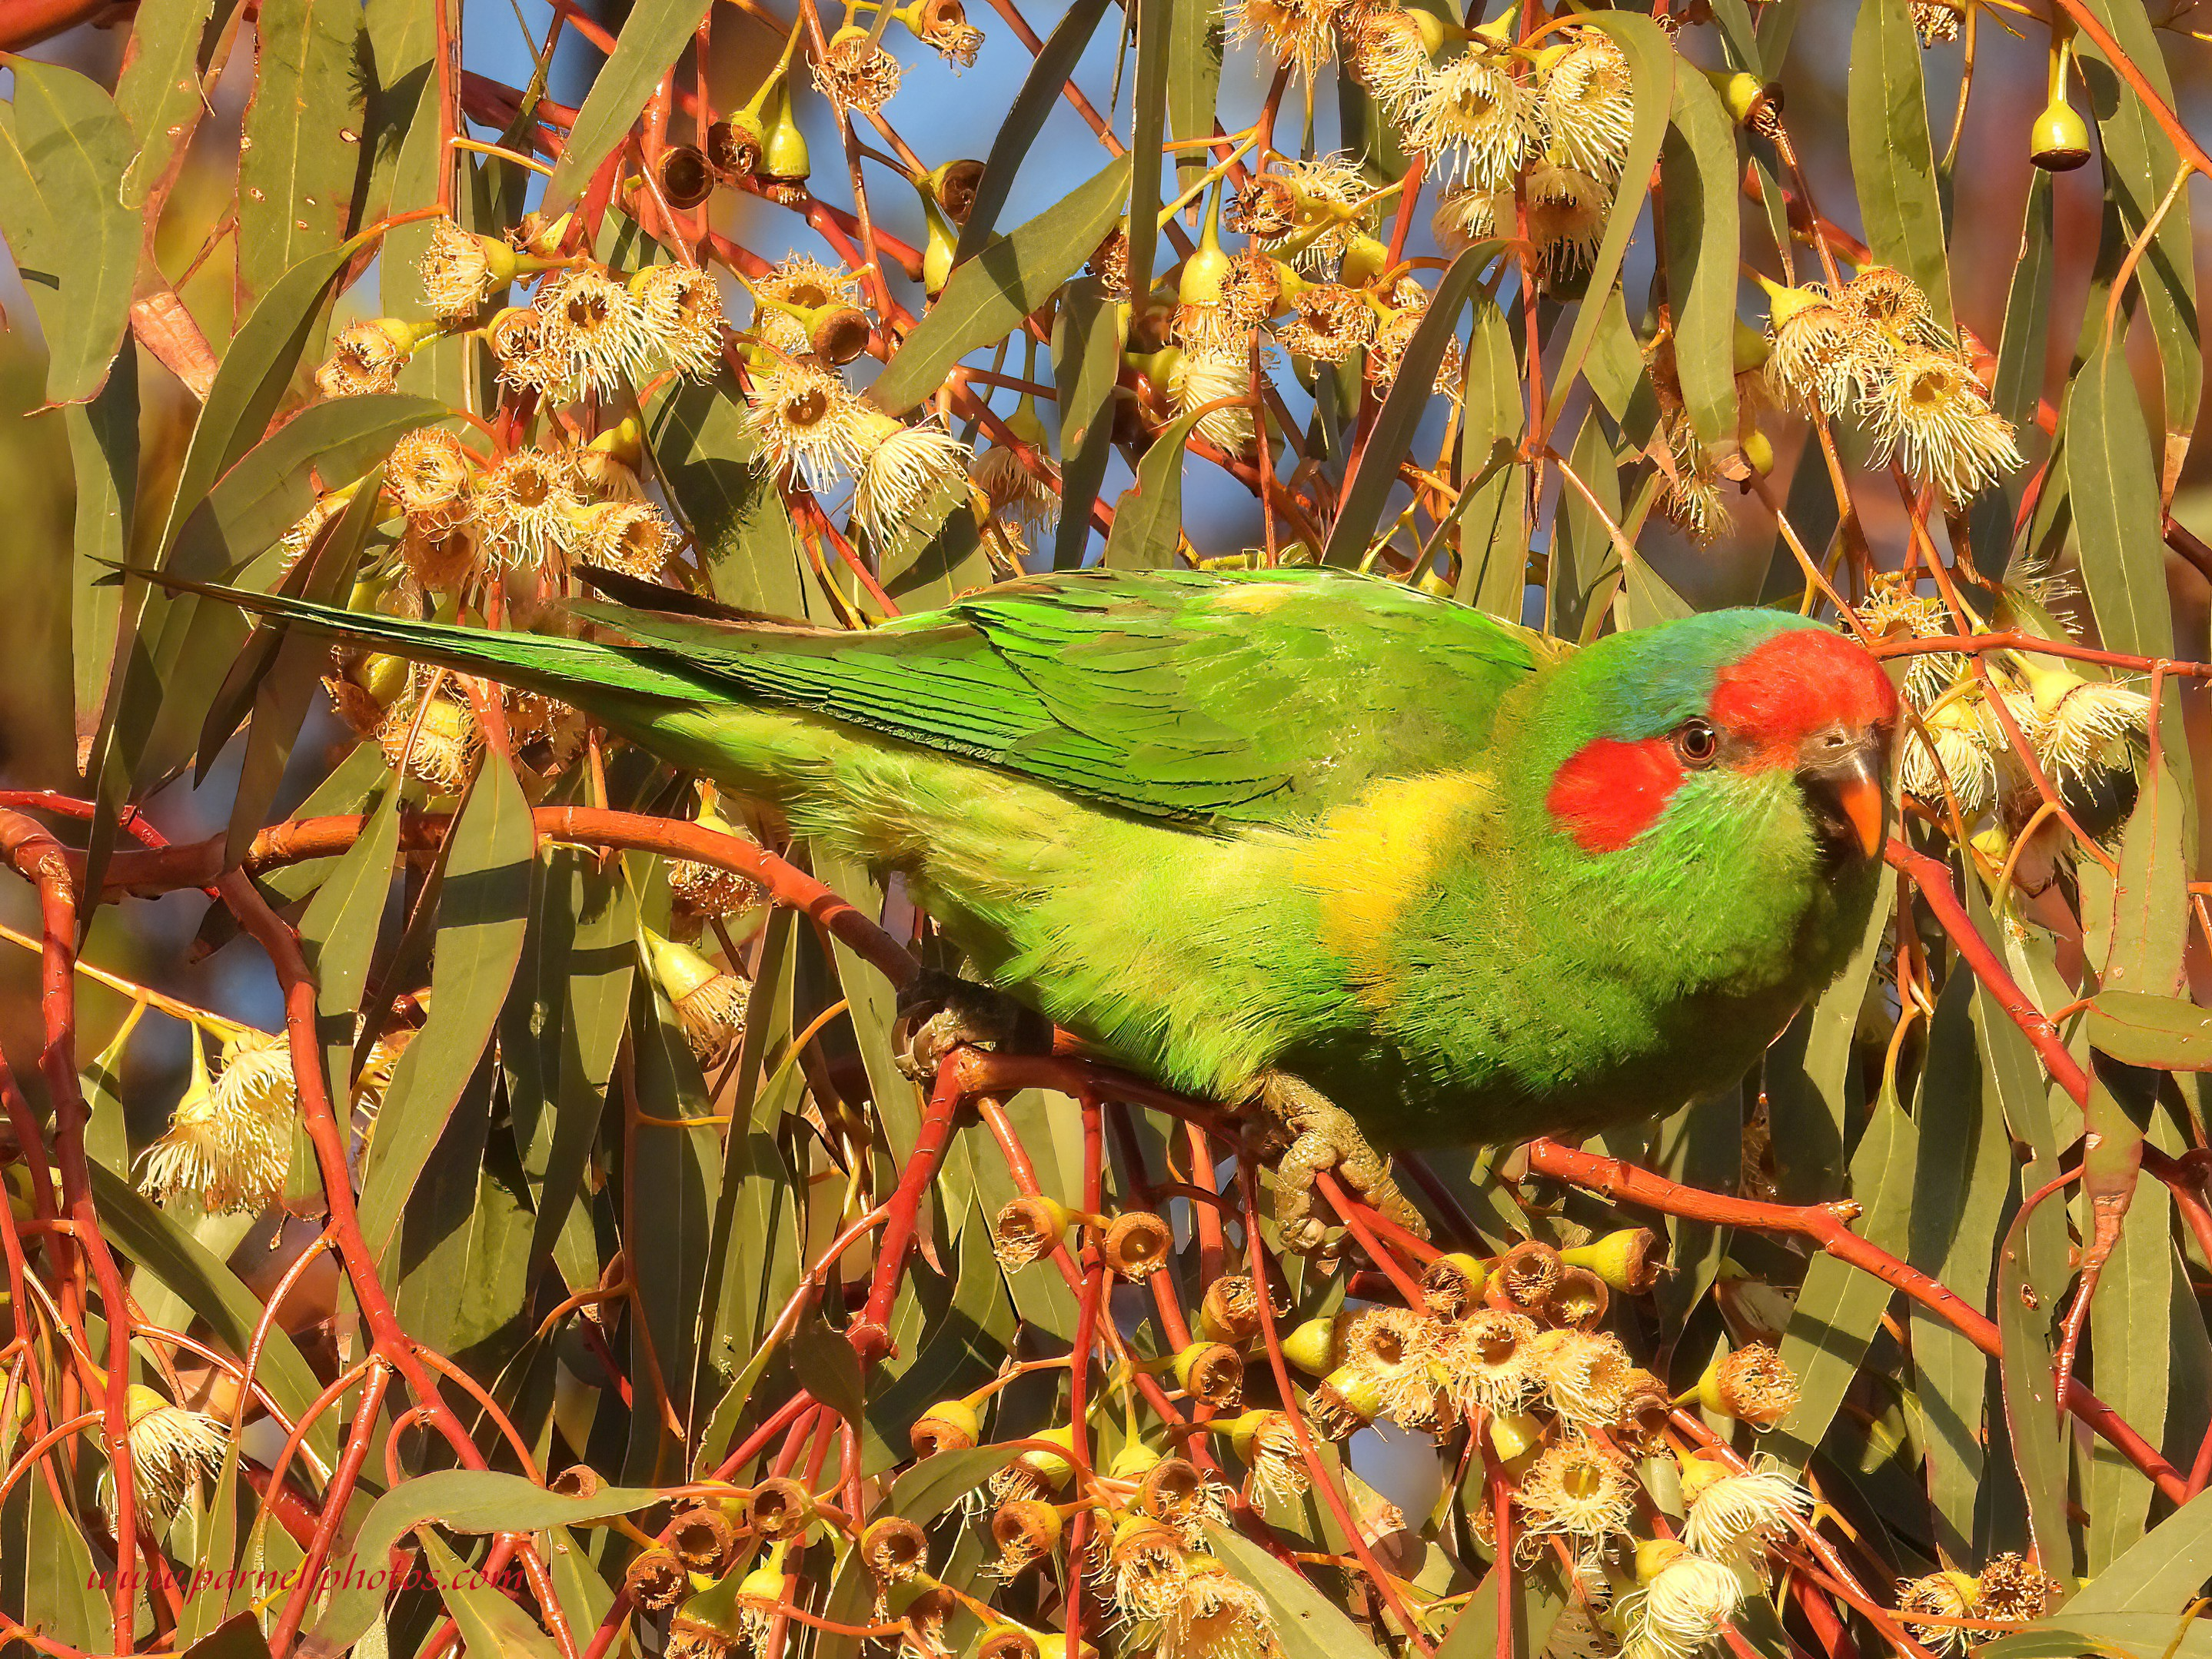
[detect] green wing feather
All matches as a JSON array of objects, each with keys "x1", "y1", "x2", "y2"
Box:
[
  {"x1": 168, "y1": 566, "x2": 1548, "y2": 824},
  {"x1": 580, "y1": 567, "x2": 1548, "y2": 821}
]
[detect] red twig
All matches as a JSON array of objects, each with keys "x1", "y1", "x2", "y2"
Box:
[
  {"x1": 0, "y1": 812, "x2": 140, "y2": 1647},
  {"x1": 1520, "y1": 1136, "x2": 2184, "y2": 1503}
]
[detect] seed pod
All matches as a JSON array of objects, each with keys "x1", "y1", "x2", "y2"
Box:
[
  {"x1": 1695, "y1": 1342, "x2": 1799, "y2": 1430},
  {"x1": 929, "y1": 158, "x2": 988, "y2": 224},
  {"x1": 1489, "y1": 1239, "x2": 1563, "y2": 1311},
  {"x1": 1420, "y1": 1252, "x2": 1488, "y2": 1319},
  {"x1": 861, "y1": 1515, "x2": 930, "y2": 1584},
  {"x1": 2031, "y1": 98, "x2": 2091, "y2": 170},
  {"x1": 1109, "y1": 1441, "x2": 1163, "y2": 1481},
  {"x1": 990, "y1": 1424, "x2": 1079, "y2": 1503},
  {"x1": 1015, "y1": 1425, "x2": 1078, "y2": 1489},
  {"x1": 992, "y1": 1195, "x2": 1073, "y2": 1267},
  {"x1": 1541, "y1": 1266, "x2": 1611, "y2": 1331},
  {"x1": 1309, "y1": 1365, "x2": 1385, "y2": 1441},
  {"x1": 883, "y1": 1574, "x2": 954, "y2": 1628},
  {"x1": 657, "y1": 145, "x2": 717, "y2": 208},
  {"x1": 1707, "y1": 68, "x2": 1782, "y2": 135},
  {"x1": 1103, "y1": 1211, "x2": 1173, "y2": 1279},
  {"x1": 911, "y1": 1397, "x2": 982, "y2": 1456},
  {"x1": 707, "y1": 114, "x2": 765, "y2": 178},
  {"x1": 1560, "y1": 1228, "x2": 1665, "y2": 1294},
  {"x1": 669, "y1": 1504, "x2": 743, "y2": 1574},
  {"x1": 990, "y1": 1497, "x2": 1063, "y2": 1571},
  {"x1": 550, "y1": 1464, "x2": 601, "y2": 1500},
  {"x1": 1136, "y1": 1456, "x2": 1208, "y2": 1523},
  {"x1": 1197, "y1": 1275, "x2": 1262, "y2": 1345},
  {"x1": 737, "y1": 1548, "x2": 796, "y2": 1611},
  {"x1": 979, "y1": 1628, "x2": 1042, "y2": 1659},
  {"x1": 914, "y1": 0, "x2": 982, "y2": 62},
  {"x1": 1613, "y1": 1368, "x2": 1675, "y2": 1451},
  {"x1": 808, "y1": 304, "x2": 874, "y2": 366},
  {"x1": 748, "y1": 1475, "x2": 815, "y2": 1539},
  {"x1": 623, "y1": 1548, "x2": 690, "y2": 1611},
  {"x1": 1170, "y1": 1342, "x2": 1246, "y2": 1409}
]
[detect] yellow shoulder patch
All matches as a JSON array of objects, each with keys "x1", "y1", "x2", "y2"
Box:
[
  {"x1": 1210, "y1": 580, "x2": 1299, "y2": 613},
  {"x1": 1289, "y1": 771, "x2": 1493, "y2": 1007}
]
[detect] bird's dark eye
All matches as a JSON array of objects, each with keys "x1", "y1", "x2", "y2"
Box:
[{"x1": 1674, "y1": 718, "x2": 1720, "y2": 768}]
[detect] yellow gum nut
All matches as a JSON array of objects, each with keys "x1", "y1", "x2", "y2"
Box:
[
  {"x1": 361, "y1": 653, "x2": 411, "y2": 706},
  {"x1": 1635, "y1": 1538, "x2": 1688, "y2": 1581},
  {"x1": 1172, "y1": 1341, "x2": 1245, "y2": 1405},
  {"x1": 1488, "y1": 1408, "x2": 1542, "y2": 1461},
  {"x1": 1732, "y1": 318, "x2": 1771, "y2": 374},
  {"x1": 1705, "y1": 68, "x2": 1778, "y2": 128},
  {"x1": 1761, "y1": 279, "x2": 1828, "y2": 330},
  {"x1": 1558, "y1": 1228, "x2": 1666, "y2": 1294},
  {"x1": 1740, "y1": 426, "x2": 1776, "y2": 476},
  {"x1": 912, "y1": 1396, "x2": 982, "y2": 1455},
  {"x1": 1338, "y1": 234, "x2": 1391, "y2": 290},
  {"x1": 1319, "y1": 1364, "x2": 1385, "y2": 1419},
  {"x1": 2030, "y1": 100, "x2": 2091, "y2": 171},
  {"x1": 1281, "y1": 1315, "x2": 1342, "y2": 1375},
  {"x1": 1020, "y1": 1423, "x2": 1079, "y2": 1487},
  {"x1": 763, "y1": 90, "x2": 810, "y2": 181},
  {"x1": 1108, "y1": 1441, "x2": 1163, "y2": 1481},
  {"x1": 1422, "y1": 1250, "x2": 1490, "y2": 1316},
  {"x1": 1674, "y1": 1450, "x2": 1732, "y2": 1506}
]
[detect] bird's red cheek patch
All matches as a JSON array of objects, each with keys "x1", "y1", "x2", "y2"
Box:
[{"x1": 1546, "y1": 738, "x2": 1685, "y2": 853}]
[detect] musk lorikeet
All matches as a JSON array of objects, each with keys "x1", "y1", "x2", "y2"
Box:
[{"x1": 185, "y1": 566, "x2": 1898, "y2": 1248}]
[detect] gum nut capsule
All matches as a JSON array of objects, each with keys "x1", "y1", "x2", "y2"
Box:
[
  {"x1": 1559, "y1": 1228, "x2": 1667, "y2": 1294},
  {"x1": 2031, "y1": 99, "x2": 2092, "y2": 171},
  {"x1": 747, "y1": 1475, "x2": 814, "y2": 1538},
  {"x1": 1421, "y1": 1252, "x2": 1488, "y2": 1318},
  {"x1": 911, "y1": 1397, "x2": 982, "y2": 1455},
  {"x1": 862, "y1": 1516, "x2": 930, "y2": 1584},
  {"x1": 657, "y1": 145, "x2": 717, "y2": 208},
  {"x1": 707, "y1": 113, "x2": 765, "y2": 178}
]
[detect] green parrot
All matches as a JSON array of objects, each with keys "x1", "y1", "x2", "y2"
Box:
[{"x1": 185, "y1": 566, "x2": 1898, "y2": 1247}]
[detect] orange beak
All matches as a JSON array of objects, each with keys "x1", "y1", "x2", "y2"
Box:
[
  {"x1": 1834, "y1": 766, "x2": 1887, "y2": 861},
  {"x1": 1798, "y1": 733, "x2": 1888, "y2": 863}
]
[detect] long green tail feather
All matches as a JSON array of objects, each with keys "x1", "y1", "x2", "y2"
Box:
[{"x1": 139, "y1": 570, "x2": 717, "y2": 712}]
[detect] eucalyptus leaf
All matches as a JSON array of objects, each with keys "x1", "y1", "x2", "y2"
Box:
[
  {"x1": 546, "y1": 0, "x2": 713, "y2": 207},
  {"x1": 1847, "y1": 0, "x2": 1954, "y2": 330},
  {"x1": 0, "y1": 60, "x2": 139, "y2": 405},
  {"x1": 874, "y1": 157, "x2": 1131, "y2": 416}
]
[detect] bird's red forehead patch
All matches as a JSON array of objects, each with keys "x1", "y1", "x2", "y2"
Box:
[
  {"x1": 1709, "y1": 628, "x2": 1898, "y2": 757},
  {"x1": 1546, "y1": 737, "x2": 1683, "y2": 854}
]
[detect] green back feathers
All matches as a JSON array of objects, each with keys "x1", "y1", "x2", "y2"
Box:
[
  {"x1": 600, "y1": 567, "x2": 1546, "y2": 822},
  {"x1": 204, "y1": 566, "x2": 1549, "y2": 827}
]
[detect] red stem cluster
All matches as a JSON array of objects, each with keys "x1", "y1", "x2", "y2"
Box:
[{"x1": 2, "y1": 648, "x2": 2204, "y2": 1657}]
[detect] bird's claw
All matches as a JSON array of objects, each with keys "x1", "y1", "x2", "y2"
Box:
[
  {"x1": 892, "y1": 968, "x2": 1046, "y2": 1081},
  {"x1": 1254, "y1": 1072, "x2": 1429, "y2": 1256}
]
